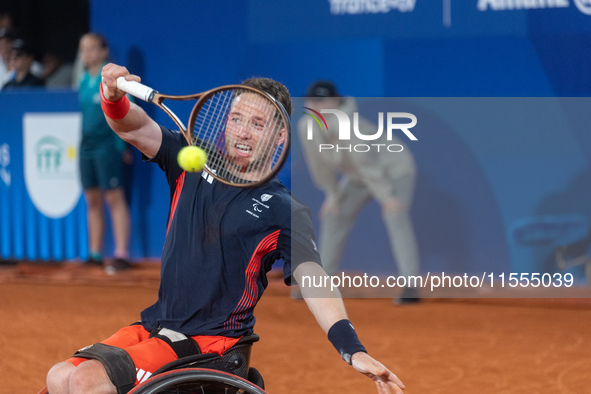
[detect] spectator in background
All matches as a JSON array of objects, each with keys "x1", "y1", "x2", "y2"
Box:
[
  {"x1": 70, "y1": 48, "x2": 85, "y2": 89},
  {"x1": 297, "y1": 80, "x2": 421, "y2": 304},
  {"x1": 78, "y1": 32, "x2": 131, "y2": 271},
  {"x1": 2, "y1": 38, "x2": 44, "y2": 89},
  {"x1": 42, "y1": 51, "x2": 73, "y2": 88},
  {"x1": 0, "y1": 10, "x2": 42, "y2": 85},
  {"x1": 0, "y1": 28, "x2": 16, "y2": 89},
  {"x1": 0, "y1": 11, "x2": 15, "y2": 30}
]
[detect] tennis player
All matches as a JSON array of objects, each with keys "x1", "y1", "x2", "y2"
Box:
[{"x1": 44, "y1": 64, "x2": 405, "y2": 394}]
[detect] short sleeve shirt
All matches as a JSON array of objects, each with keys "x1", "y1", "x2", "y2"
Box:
[{"x1": 140, "y1": 126, "x2": 321, "y2": 337}]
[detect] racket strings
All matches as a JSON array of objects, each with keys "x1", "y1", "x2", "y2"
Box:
[
  {"x1": 195, "y1": 90, "x2": 232, "y2": 180},
  {"x1": 193, "y1": 89, "x2": 286, "y2": 185}
]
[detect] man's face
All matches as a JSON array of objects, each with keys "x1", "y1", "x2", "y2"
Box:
[
  {"x1": 79, "y1": 36, "x2": 107, "y2": 69},
  {"x1": 0, "y1": 38, "x2": 13, "y2": 61},
  {"x1": 224, "y1": 92, "x2": 285, "y2": 175},
  {"x1": 8, "y1": 50, "x2": 32, "y2": 73}
]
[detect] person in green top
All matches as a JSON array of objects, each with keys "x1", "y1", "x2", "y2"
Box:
[{"x1": 78, "y1": 33, "x2": 131, "y2": 271}]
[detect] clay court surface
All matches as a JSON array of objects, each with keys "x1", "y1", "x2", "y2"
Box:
[{"x1": 1, "y1": 262, "x2": 591, "y2": 394}]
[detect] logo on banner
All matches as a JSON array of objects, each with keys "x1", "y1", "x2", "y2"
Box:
[
  {"x1": 328, "y1": 0, "x2": 417, "y2": 14},
  {"x1": 304, "y1": 107, "x2": 416, "y2": 153},
  {"x1": 477, "y1": 0, "x2": 568, "y2": 11},
  {"x1": 0, "y1": 143, "x2": 10, "y2": 187},
  {"x1": 36, "y1": 136, "x2": 68, "y2": 172},
  {"x1": 23, "y1": 113, "x2": 82, "y2": 218},
  {"x1": 477, "y1": 0, "x2": 591, "y2": 16},
  {"x1": 574, "y1": 0, "x2": 591, "y2": 14}
]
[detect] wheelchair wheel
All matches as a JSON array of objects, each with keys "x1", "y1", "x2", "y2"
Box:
[{"x1": 128, "y1": 368, "x2": 268, "y2": 394}]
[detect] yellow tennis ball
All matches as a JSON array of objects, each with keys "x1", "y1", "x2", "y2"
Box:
[{"x1": 178, "y1": 146, "x2": 207, "y2": 172}]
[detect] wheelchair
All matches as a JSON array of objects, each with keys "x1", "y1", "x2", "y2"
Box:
[
  {"x1": 509, "y1": 214, "x2": 591, "y2": 285},
  {"x1": 37, "y1": 334, "x2": 268, "y2": 394}
]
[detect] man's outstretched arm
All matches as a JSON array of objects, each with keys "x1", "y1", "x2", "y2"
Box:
[
  {"x1": 100, "y1": 63, "x2": 162, "y2": 159},
  {"x1": 292, "y1": 262, "x2": 405, "y2": 394}
]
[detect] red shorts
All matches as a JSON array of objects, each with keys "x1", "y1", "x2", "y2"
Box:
[{"x1": 68, "y1": 325, "x2": 240, "y2": 386}]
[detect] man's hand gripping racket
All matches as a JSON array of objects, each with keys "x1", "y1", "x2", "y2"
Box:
[{"x1": 102, "y1": 66, "x2": 291, "y2": 188}]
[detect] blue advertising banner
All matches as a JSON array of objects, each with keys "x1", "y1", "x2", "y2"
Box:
[
  {"x1": 0, "y1": 90, "x2": 172, "y2": 262},
  {"x1": 249, "y1": 0, "x2": 591, "y2": 42},
  {"x1": 0, "y1": 90, "x2": 87, "y2": 261}
]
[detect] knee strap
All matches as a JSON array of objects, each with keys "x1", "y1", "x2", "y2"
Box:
[
  {"x1": 149, "y1": 326, "x2": 201, "y2": 359},
  {"x1": 73, "y1": 343, "x2": 136, "y2": 394}
]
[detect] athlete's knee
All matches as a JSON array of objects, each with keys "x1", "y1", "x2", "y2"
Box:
[
  {"x1": 85, "y1": 188, "x2": 103, "y2": 209},
  {"x1": 46, "y1": 361, "x2": 76, "y2": 394},
  {"x1": 104, "y1": 188, "x2": 126, "y2": 208},
  {"x1": 69, "y1": 360, "x2": 116, "y2": 394},
  {"x1": 382, "y1": 208, "x2": 410, "y2": 222},
  {"x1": 72, "y1": 343, "x2": 137, "y2": 394}
]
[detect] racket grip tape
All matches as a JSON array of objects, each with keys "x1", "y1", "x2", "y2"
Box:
[{"x1": 116, "y1": 77, "x2": 155, "y2": 102}]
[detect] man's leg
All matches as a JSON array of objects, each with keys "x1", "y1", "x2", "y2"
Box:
[
  {"x1": 382, "y1": 209, "x2": 420, "y2": 279},
  {"x1": 104, "y1": 187, "x2": 130, "y2": 261},
  {"x1": 69, "y1": 360, "x2": 117, "y2": 394},
  {"x1": 96, "y1": 150, "x2": 131, "y2": 269},
  {"x1": 84, "y1": 188, "x2": 105, "y2": 261},
  {"x1": 46, "y1": 362, "x2": 75, "y2": 394},
  {"x1": 46, "y1": 360, "x2": 116, "y2": 394},
  {"x1": 319, "y1": 180, "x2": 371, "y2": 276},
  {"x1": 381, "y1": 175, "x2": 421, "y2": 300},
  {"x1": 46, "y1": 325, "x2": 158, "y2": 394}
]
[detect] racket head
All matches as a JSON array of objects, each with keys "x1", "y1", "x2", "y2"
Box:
[{"x1": 188, "y1": 85, "x2": 291, "y2": 188}]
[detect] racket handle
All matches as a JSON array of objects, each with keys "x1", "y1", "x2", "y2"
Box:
[{"x1": 116, "y1": 77, "x2": 155, "y2": 102}]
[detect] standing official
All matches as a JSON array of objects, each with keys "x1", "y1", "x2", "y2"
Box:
[
  {"x1": 298, "y1": 80, "x2": 421, "y2": 303},
  {"x1": 77, "y1": 33, "x2": 131, "y2": 270}
]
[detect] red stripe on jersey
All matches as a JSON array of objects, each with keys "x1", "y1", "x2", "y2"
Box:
[
  {"x1": 166, "y1": 171, "x2": 186, "y2": 236},
  {"x1": 228, "y1": 233, "x2": 279, "y2": 329},
  {"x1": 225, "y1": 229, "x2": 281, "y2": 330}
]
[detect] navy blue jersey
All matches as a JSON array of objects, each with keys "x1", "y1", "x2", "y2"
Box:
[{"x1": 141, "y1": 126, "x2": 321, "y2": 337}]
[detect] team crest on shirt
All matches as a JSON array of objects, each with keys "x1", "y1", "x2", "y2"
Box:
[{"x1": 247, "y1": 195, "x2": 272, "y2": 218}]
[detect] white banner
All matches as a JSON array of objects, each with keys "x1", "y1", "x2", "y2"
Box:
[{"x1": 23, "y1": 113, "x2": 82, "y2": 218}]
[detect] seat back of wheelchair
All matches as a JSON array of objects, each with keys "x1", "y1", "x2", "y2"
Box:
[{"x1": 151, "y1": 333, "x2": 265, "y2": 389}]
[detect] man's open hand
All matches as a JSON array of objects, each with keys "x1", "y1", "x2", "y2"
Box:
[{"x1": 351, "y1": 352, "x2": 405, "y2": 394}]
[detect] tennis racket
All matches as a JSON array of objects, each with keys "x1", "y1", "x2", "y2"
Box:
[{"x1": 116, "y1": 77, "x2": 291, "y2": 188}]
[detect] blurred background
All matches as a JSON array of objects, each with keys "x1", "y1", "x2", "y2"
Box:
[{"x1": 1, "y1": 0, "x2": 591, "y2": 285}]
